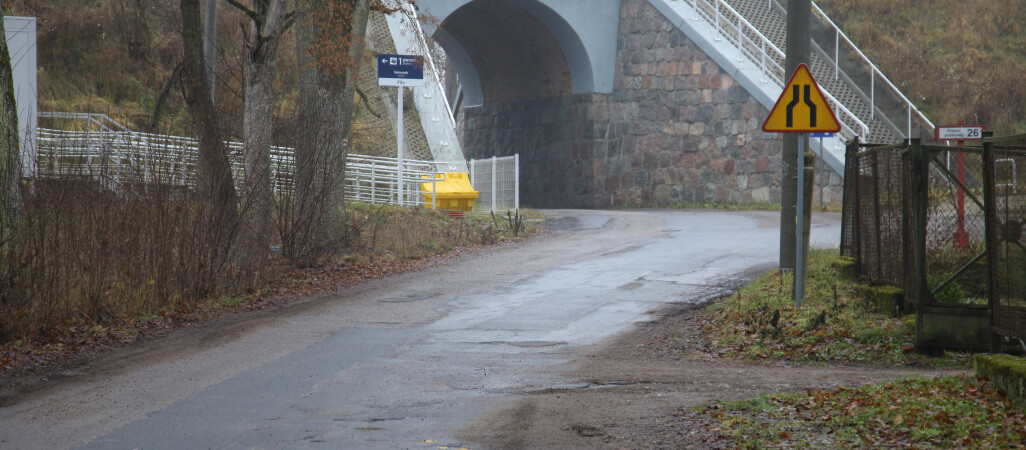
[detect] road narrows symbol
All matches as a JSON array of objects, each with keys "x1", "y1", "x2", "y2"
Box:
[
  {"x1": 762, "y1": 64, "x2": 840, "y2": 133},
  {"x1": 785, "y1": 85, "x2": 800, "y2": 128},
  {"x1": 803, "y1": 85, "x2": 816, "y2": 127},
  {"x1": 784, "y1": 85, "x2": 818, "y2": 129}
]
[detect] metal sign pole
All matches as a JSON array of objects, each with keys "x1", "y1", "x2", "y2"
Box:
[
  {"x1": 397, "y1": 85, "x2": 405, "y2": 206},
  {"x1": 796, "y1": 133, "x2": 805, "y2": 308}
]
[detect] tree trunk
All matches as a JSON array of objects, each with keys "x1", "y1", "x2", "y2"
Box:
[
  {"x1": 288, "y1": 0, "x2": 369, "y2": 266},
  {"x1": 0, "y1": 16, "x2": 21, "y2": 251},
  {"x1": 291, "y1": 0, "x2": 324, "y2": 266},
  {"x1": 180, "y1": 0, "x2": 240, "y2": 288},
  {"x1": 235, "y1": 0, "x2": 289, "y2": 269}
]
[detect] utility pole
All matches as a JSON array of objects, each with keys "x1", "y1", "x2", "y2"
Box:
[{"x1": 781, "y1": 0, "x2": 811, "y2": 272}]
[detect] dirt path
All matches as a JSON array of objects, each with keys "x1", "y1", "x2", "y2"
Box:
[{"x1": 458, "y1": 301, "x2": 968, "y2": 449}]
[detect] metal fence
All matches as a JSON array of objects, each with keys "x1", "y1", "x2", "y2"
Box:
[
  {"x1": 35, "y1": 113, "x2": 442, "y2": 209},
  {"x1": 984, "y1": 135, "x2": 1026, "y2": 342},
  {"x1": 841, "y1": 133, "x2": 1026, "y2": 347},
  {"x1": 469, "y1": 155, "x2": 519, "y2": 212}
]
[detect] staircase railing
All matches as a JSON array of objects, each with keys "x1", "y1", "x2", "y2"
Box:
[
  {"x1": 683, "y1": 0, "x2": 869, "y2": 140},
  {"x1": 809, "y1": 1, "x2": 934, "y2": 138}
]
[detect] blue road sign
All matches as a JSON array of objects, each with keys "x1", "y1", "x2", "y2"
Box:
[
  {"x1": 377, "y1": 54, "x2": 425, "y2": 87},
  {"x1": 810, "y1": 132, "x2": 835, "y2": 138}
]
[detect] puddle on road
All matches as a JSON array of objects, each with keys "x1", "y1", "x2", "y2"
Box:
[{"x1": 380, "y1": 292, "x2": 441, "y2": 303}]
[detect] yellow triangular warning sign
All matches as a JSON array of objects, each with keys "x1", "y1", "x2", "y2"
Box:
[{"x1": 762, "y1": 64, "x2": 841, "y2": 133}]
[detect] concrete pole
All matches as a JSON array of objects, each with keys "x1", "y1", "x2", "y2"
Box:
[
  {"x1": 204, "y1": 0, "x2": 218, "y2": 103},
  {"x1": 781, "y1": 0, "x2": 811, "y2": 272}
]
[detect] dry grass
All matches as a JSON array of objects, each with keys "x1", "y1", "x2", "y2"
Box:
[{"x1": 818, "y1": 0, "x2": 1026, "y2": 133}]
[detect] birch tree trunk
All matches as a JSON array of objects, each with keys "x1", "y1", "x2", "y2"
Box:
[{"x1": 0, "y1": 16, "x2": 21, "y2": 251}]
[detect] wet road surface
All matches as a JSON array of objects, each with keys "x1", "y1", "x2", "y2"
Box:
[{"x1": 0, "y1": 209, "x2": 840, "y2": 449}]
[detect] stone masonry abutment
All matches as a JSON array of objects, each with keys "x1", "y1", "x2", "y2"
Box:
[{"x1": 427, "y1": 0, "x2": 843, "y2": 208}]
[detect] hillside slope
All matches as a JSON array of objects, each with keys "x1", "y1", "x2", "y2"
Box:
[
  {"x1": 5, "y1": 0, "x2": 1026, "y2": 136},
  {"x1": 817, "y1": 0, "x2": 1026, "y2": 133}
]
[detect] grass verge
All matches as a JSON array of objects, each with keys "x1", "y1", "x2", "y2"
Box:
[
  {"x1": 684, "y1": 249, "x2": 970, "y2": 367},
  {"x1": 693, "y1": 375, "x2": 1026, "y2": 447}
]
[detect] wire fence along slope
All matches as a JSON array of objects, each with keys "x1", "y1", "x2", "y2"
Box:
[
  {"x1": 36, "y1": 113, "x2": 441, "y2": 209},
  {"x1": 841, "y1": 134, "x2": 1026, "y2": 347},
  {"x1": 35, "y1": 113, "x2": 520, "y2": 212}
]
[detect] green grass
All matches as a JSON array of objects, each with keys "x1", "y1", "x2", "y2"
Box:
[
  {"x1": 699, "y1": 375, "x2": 1026, "y2": 447},
  {"x1": 689, "y1": 249, "x2": 970, "y2": 366}
]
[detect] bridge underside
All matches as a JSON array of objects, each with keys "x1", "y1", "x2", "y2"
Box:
[{"x1": 434, "y1": 0, "x2": 843, "y2": 208}]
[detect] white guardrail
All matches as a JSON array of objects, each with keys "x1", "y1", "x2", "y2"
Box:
[
  {"x1": 35, "y1": 113, "x2": 442, "y2": 209},
  {"x1": 35, "y1": 113, "x2": 521, "y2": 212}
]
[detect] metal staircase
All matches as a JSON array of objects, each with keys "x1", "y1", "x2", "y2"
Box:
[
  {"x1": 651, "y1": 0, "x2": 935, "y2": 173},
  {"x1": 708, "y1": 0, "x2": 932, "y2": 144}
]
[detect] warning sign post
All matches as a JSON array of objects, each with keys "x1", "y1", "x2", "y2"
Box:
[{"x1": 762, "y1": 64, "x2": 840, "y2": 308}]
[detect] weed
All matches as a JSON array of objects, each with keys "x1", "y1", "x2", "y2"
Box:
[
  {"x1": 690, "y1": 249, "x2": 970, "y2": 366},
  {"x1": 697, "y1": 375, "x2": 1026, "y2": 447}
]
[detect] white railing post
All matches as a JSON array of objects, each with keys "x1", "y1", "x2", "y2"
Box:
[
  {"x1": 870, "y1": 70, "x2": 875, "y2": 119},
  {"x1": 834, "y1": 29, "x2": 839, "y2": 80},
  {"x1": 491, "y1": 155, "x2": 497, "y2": 212},
  {"x1": 737, "y1": 16, "x2": 744, "y2": 62},
  {"x1": 714, "y1": 0, "x2": 722, "y2": 37},
  {"x1": 514, "y1": 153, "x2": 520, "y2": 211}
]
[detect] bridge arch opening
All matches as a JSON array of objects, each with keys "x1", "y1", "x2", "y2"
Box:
[{"x1": 431, "y1": 0, "x2": 593, "y2": 106}]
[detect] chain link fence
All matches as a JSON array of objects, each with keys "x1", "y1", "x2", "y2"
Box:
[
  {"x1": 841, "y1": 133, "x2": 1026, "y2": 348},
  {"x1": 985, "y1": 135, "x2": 1026, "y2": 342}
]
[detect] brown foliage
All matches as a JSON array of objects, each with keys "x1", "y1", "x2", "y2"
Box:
[
  {"x1": 0, "y1": 176, "x2": 251, "y2": 344},
  {"x1": 818, "y1": 0, "x2": 1026, "y2": 132}
]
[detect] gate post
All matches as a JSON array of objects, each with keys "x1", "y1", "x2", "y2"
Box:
[
  {"x1": 910, "y1": 138, "x2": 928, "y2": 347},
  {"x1": 981, "y1": 131, "x2": 1002, "y2": 353}
]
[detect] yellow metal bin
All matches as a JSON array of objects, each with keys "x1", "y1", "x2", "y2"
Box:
[{"x1": 420, "y1": 172, "x2": 479, "y2": 212}]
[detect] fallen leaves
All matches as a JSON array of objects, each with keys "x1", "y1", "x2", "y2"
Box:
[
  {"x1": 680, "y1": 375, "x2": 1026, "y2": 448},
  {"x1": 0, "y1": 250, "x2": 459, "y2": 378}
]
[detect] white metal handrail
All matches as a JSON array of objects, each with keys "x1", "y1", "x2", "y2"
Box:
[
  {"x1": 810, "y1": 1, "x2": 935, "y2": 138},
  {"x1": 35, "y1": 116, "x2": 446, "y2": 209},
  {"x1": 386, "y1": 2, "x2": 467, "y2": 170},
  {"x1": 684, "y1": 0, "x2": 870, "y2": 140}
]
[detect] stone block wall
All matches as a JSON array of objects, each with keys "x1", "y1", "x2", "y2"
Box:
[{"x1": 458, "y1": 0, "x2": 844, "y2": 209}]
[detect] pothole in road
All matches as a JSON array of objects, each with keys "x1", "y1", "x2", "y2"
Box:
[
  {"x1": 527, "y1": 380, "x2": 650, "y2": 393},
  {"x1": 379, "y1": 292, "x2": 441, "y2": 303},
  {"x1": 618, "y1": 281, "x2": 644, "y2": 291},
  {"x1": 473, "y1": 340, "x2": 568, "y2": 348}
]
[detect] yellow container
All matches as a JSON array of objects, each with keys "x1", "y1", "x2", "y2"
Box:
[{"x1": 420, "y1": 172, "x2": 479, "y2": 212}]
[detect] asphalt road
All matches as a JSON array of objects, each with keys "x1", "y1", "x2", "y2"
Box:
[{"x1": 0, "y1": 209, "x2": 841, "y2": 449}]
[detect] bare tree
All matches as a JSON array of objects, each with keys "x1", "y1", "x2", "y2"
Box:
[
  {"x1": 285, "y1": 0, "x2": 370, "y2": 266},
  {"x1": 179, "y1": 0, "x2": 241, "y2": 269},
  {"x1": 0, "y1": 16, "x2": 22, "y2": 251},
  {"x1": 227, "y1": 0, "x2": 293, "y2": 269}
]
